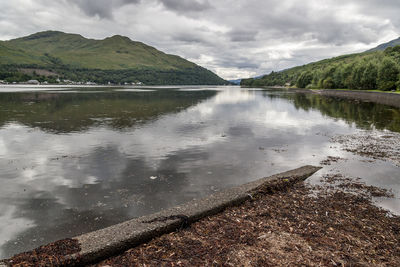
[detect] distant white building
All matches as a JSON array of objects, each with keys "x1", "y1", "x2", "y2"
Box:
[{"x1": 27, "y1": 80, "x2": 40, "y2": 85}]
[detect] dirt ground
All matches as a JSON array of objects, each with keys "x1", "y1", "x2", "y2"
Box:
[{"x1": 95, "y1": 174, "x2": 400, "y2": 267}]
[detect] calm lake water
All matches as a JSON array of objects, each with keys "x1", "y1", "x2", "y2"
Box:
[{"x1": 0, "y1": 85, "x2": 399, "y2": 258}]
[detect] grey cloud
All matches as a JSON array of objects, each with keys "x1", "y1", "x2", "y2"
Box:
[
  {"x1": 228, "y1": 29, "x2": 258, "y2": 42},
  {"x1": 1, "y1": 0, "x2": 400, "y2": 79},
  {"x1": 158, "y1": 0, "x2": 212, "y2": 13},
  {"x1": 229, "y1": 1, "x2": 392, "y2": 47},
  {"x1": 174, "y1": 32, "x2": 210, "y2": 44},
  {"x1": 66, "y1": 0, "x2": 141, "y2": 18},
  {"x1": 205, "y1": 52, "x2": 262, "y2": 70}
]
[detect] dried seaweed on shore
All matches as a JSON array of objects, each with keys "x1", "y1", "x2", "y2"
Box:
[
  {"x1": 319, "y1": 156, "x2": 346, "y2": 166},
  {"x1": 332, "y1": 131, "x2": 400, "y2": 166},
  {"x1": 2, "y1": 239, "x2": 81, "y2": 267},
  {"x1": 319, "y1": 173, "x2": 394, "y2": 198},
  {"x1": 96, "y1": 178, "x2": 400, "y2": 267}
]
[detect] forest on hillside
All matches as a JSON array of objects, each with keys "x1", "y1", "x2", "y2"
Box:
[
  {"x1": 0, "y1": 65, "x2": 227, "y2": 85},
  {"x1": 241, "y1": 46, "x2": 400, "y2": 91}
]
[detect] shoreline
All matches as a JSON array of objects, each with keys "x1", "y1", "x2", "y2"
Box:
[
  {"x1": 268, "y1": 87, "x2": 400, "y2": 108},
  {"x1": 1, "y1": 166, "x2": 321, "y2": 266},
  {"x1": 95, "y1": 174, "x2": 400, "y2": 266},
  {"x1": 2, "y1": 165, "x2": 399, "y2": 266}
]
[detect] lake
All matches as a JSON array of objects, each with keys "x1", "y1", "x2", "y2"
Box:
[{"x1": 0, "y1": 85, "x2": 399, "y2": 258}]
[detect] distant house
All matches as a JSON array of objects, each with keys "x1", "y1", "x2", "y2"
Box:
[{"x1": 27, "y1": 80, "x2": 40, "y2": 85}]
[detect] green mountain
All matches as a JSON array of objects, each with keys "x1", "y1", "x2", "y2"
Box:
[
  {"x1": 367, "y1": 37, "x2": 400, "y2": 52},
  {"x1": 0, "y1": 31, "x2": 227, "y2": 85},
  {"x1": 242, "y1": 43, "x2": 400, "y2": 91}
]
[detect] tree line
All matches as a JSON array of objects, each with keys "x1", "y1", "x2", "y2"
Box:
[
  {"x1": 241, "y1": 46, "x2": 400, "y2": 91},
  {"x1": 0, "y1": 65, "x2": 227, "y2": 85}
]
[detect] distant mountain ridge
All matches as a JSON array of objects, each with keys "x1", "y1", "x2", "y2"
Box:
[
  {"x1": 228, "y1": 79, "x2": 242, "y2": 85},
  {"x1": 0, "y1": 31, "x2": 227, "y2": 85},
  {"x1": 367, "y1": 37, "x2": 400, "y2": 52}
]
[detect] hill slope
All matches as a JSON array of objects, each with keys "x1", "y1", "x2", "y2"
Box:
[
  {"x1": 0, "y1": 31, "x2": 227, "y2": 85},
  {"x1": 242, "y1": 44, "x2": 400, "y2": 91},
  {"x1": 367, "y1": 37, "x2": 400, "y2": 52}
]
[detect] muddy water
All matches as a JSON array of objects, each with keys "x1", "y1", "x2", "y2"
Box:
[{"x1": 0, "y1": 86, "x2": 399, "y2": 258}]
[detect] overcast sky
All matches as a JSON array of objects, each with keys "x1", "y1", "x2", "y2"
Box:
[{"x1": 1, "y1": 0, "x2": 399, "y2": 79}]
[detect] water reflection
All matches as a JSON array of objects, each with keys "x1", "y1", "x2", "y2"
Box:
[
  {"x1": 0, "y1": 86, "x2": 399, "y2": 258},
  {"x1": 284, "y1": 92, "x2": 400, "y2": 133},
  {"x1": 0, "y1": 89, "x2": 216, "y2": 133}
]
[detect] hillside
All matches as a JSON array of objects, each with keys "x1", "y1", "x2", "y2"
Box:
[
  {"x1": 367, "y1": 37, "x2": 400, "y2": 52},
  {"x1": 0, "y1": 31, "x2": 227, "y2": 85},
  {"x1": 241, "y1": 44, "x2": 400, "y2": 91}
]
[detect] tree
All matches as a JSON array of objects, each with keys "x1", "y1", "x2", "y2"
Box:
[
  {"x1": 296, "y1": 71, "x2": 313, "y2": 88},
  {"x1": 377, "y1": 58, "x2": 399, "y2": 91},
  {"x1": 332, "y1": 66, "x2": 344, "y2": 88},
  {"x1": 342, "y1": 63, "x2": 354, "y2": 89},
  {"x1": 361, "y1": 62, "x2": 378, "y2": 90},
  {"x1": 322, "y1": 77, "x2": 334, "y2": 89},
  {"x1": 350, "y1": 62, "x2": 366, "y2": 89}
]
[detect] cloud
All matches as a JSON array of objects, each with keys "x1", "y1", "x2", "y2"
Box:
[
  {"x1": 158, "y1": 0, "x2": 212, "y2": 13},
  {"x1": 66, "y1": 0, "x2": 141, "y2": 19},
  {"x1": 0, "y1": 0, "x2": 399, "y2": 79},
  {"x1": 228, "y1": 29, "x2": 258, "y2": 42}
]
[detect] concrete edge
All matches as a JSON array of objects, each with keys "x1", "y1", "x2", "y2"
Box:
[{"x1": 1, "y1": 165, "x2": 321, "y2": 266}]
